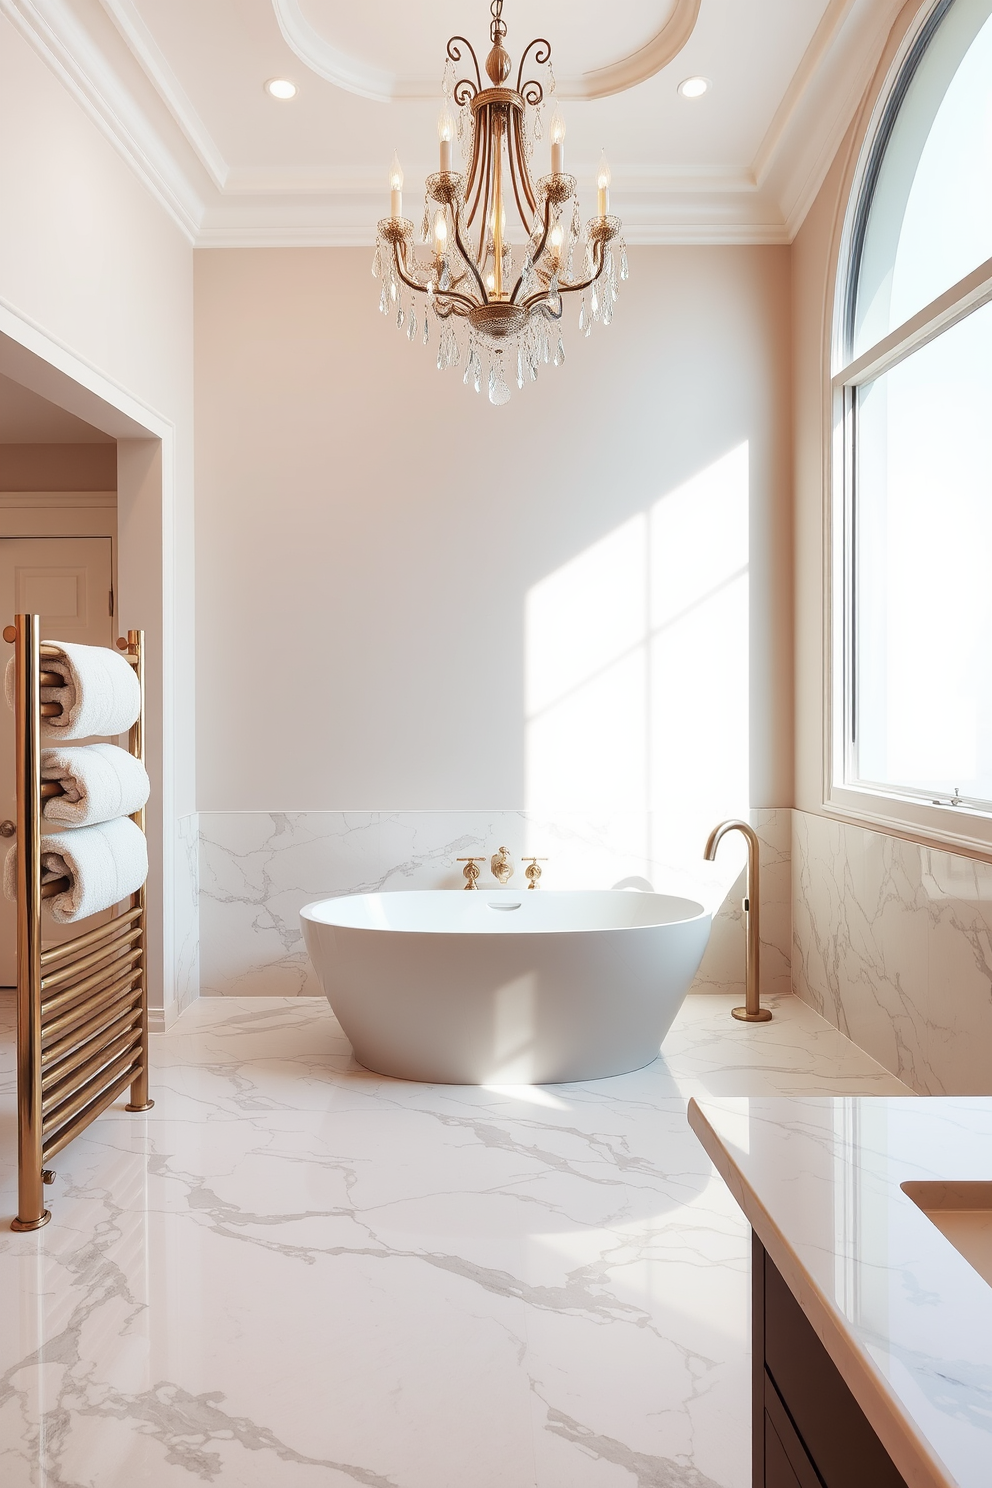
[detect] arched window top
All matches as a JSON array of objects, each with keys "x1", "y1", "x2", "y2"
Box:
[{"x1": 850, "y1": 0, "x2": 992, "y2": 360}]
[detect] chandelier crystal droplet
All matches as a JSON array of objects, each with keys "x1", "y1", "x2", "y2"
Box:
[{"x1": 373, "y1": 0, "x2": 627, "y2": 404}]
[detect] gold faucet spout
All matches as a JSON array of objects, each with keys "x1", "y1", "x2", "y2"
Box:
[{"x1": 703, "y1": 819, "x2": 771, "y2": 1023}]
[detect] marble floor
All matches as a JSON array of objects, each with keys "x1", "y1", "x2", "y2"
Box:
[{"x1": 0, "y1": 992, "x2": 909, "y2": 1488}]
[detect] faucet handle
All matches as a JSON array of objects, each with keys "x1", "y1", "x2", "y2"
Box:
[
  {"x1": 522, "y1": 857, "x2": 547, "y2": 890},
  {"x1": 457, "y1": 857, "x2": 485, "y2": 890}
]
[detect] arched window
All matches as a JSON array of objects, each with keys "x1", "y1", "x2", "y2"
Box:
[{"x1": 836, "y1": 0, "x2": 992, "y2": 831}]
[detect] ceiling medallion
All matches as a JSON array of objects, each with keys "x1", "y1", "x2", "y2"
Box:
[{"x1": 373, "y1": 1, "x2": 627, "y2": 405}]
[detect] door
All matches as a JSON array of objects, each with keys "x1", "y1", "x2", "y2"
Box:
[{"x1": 0, "y1": 537, "x2": 115, "y2": 984}]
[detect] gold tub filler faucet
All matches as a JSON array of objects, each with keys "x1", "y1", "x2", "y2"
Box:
[
  {"x1": 704, "y1": 819, "x2": 772, "y2": 1023},
  {"x1": 457, "y1": 850, "x2": 548, "y2": 889}
]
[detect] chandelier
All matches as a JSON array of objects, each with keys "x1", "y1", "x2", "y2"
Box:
[{"x1": 373, "y1": 0, "x2": 628, "y2": 405}]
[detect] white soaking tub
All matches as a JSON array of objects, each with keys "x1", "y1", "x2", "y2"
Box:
[{"x1": 300, "y1": 889, "x2": 711, "y2": 1084}]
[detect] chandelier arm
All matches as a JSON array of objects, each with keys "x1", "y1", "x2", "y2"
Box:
[
  {"x1": 446, "y1": 36, "x2": 481, "y2": 101},
  {"x1": 391, "y1": 243, "x2": 438, "y2": 298},
  {"x1": 555, "y1": 240, "x2": 609, "y2": 298},
  {"x1": 515, "y1": 38, "x2": 550, "y2": 105},
  {"x1": 514, "y1": 112, "x2": 538, "y2": 217},
  {"x1": 451, "y1": 208, "x2": 489, "y2": 303},
  {"x1": 509, "y1": 197, "x2": 553, "y2": 304},
  {"x1": 464, "y1": 116, "x2": 485, "y2": 226},
  {"x1": 433, "y1": 288, "x2": 479, "y2": 313},
  {"x1": 506, "y1": 114, "x2": 534, "y2": 227}
]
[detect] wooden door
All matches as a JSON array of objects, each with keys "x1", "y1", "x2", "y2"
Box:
[{"x1": 0, "y1": 537, "x2": 115, "y2": 984}]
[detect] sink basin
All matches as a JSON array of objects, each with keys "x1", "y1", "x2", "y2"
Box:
[{"x1": 902, "y1": 1181, "x2": 992, "y2": 1287}]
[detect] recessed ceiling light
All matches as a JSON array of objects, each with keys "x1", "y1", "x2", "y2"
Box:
[
  {"x1": 678, "y1": 76, "x2": 710, "y2": 99},
  {"x1": 265, "y1": 78, "x2": 298, "y2": 100}
]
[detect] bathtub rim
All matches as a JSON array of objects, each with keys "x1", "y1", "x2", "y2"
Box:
[{"x1": 300, "y1": 887, "x2": 711, "y2": 938}]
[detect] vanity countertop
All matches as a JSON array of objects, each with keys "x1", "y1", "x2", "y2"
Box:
[{"x1": 687, "y1": 1096, "x2": 992, "y2": 1488}]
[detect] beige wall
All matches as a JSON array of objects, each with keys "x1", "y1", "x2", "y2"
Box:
[
  {"x1": 0, "y1": 445, "x2": 117, "y2": 491},
  {"x1": 194, "y1": 245, "x2": 793, "y2": 818},
  {"x1": 0, "y1": 13, "x2": 196, "y2": 1012}
]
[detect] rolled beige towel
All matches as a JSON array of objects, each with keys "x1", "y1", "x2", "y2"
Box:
[
  {"x1": 4, "y1": 640, "x2": 140, "y2": 740},
  {"x1": 3, "y1": 817, "x2": 148, "y2": 924},
  {"x1": 42, "y1": 743, "x2": 149, "y2": 827}
]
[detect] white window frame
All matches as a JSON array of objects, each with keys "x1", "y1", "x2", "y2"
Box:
[{"x1": 827, "y1": 0, "x2": 992, "y2": 855}]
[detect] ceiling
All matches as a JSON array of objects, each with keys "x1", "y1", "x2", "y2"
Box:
[
  {"x1": 0, "y1": 372, "x2": 115, "y2": 443},
  {"x1": 5, "y1": 0, "x2": 907, "y2": 244}
]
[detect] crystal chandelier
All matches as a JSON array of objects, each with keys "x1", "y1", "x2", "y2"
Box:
[{"x1": 373, "y1": 0, "x2": 628, "y2": 405}]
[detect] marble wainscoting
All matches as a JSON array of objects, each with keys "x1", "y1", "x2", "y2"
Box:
[
  {"x1": 793, "y1": 809, "x2": 992, "y2": 1095},
  {"x1": 198, "y1": 809, "x2": 791, "y2": 1003}
]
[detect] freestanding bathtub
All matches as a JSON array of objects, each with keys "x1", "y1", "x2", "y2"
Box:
[{"x1": 300, "y1": 889, "x2": 711, "y2": 1084}]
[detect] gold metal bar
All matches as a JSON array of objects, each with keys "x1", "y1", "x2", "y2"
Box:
[
  {"x1": 41, "y1": 906, "x2": 144, "y2": 968},
  {"x1": 42, "y1": 1046, "x2": 141, "y2": 1138},
  {"x1": 40, "y1": 876, "x2": 70, "y2": 900},
  {"x1": 38, "y1": 644, "x2": 61, "y2": 658},
  {"x1": 41, "y1": 926, "x2": 143, "y2": 994},
  {"x1": 123, "y1": 630, "x2": 152, "y2": 1114},
  {"x1": 39, "y1": 670, "x2": 61, "y2": 687},
  {"x1": 42, "y1": 1029, "x2": 143, "y2": 1117},
  {"x1": 42, "y1": 1064, "x2": 140, "y2": 1162},
  {"x1": 41, "y1": 946, "x2": 142, "y2": 1020},
  {"x1": 39, "y1": 702, "x2": 62, "y2": 718},
  {"x1": 40, "y1": 781, "x2": 65, "y2": 800},
  {"x1": 493, "y1": 112, "x2": 504, "y2": 298},
  {"x1": 41, "y1": 970, "x2": 141, "y2": 1045},
  {"x1": 12, "y1": 614, "x2": 49, "y2": 1231},
  {"x1": 42, "y1": 1002, "x2": 142, "y2": 1085},
  {"x1": 42, "y1": 990, "x2": 142, "y2": 1071}
]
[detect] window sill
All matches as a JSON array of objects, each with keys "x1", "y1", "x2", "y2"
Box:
[{"x1": 822, "y1": 783, "x2": 992, "y2": 864}]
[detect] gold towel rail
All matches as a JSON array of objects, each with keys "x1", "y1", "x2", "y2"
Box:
[
  {"x1": 41, "y1": 926, "x2": 143, "y2": 994},
  {"x1": 41, "y1": 905, "x2": 144, "y2": 968},
  {"x1": 4, "y1": 617, "x2": 152, "y2": 1231}
]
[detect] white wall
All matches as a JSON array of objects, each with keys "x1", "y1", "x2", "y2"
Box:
[
  {"x1": 0, "y1": 12, "x2": 196, "y2": 1015},
  {"x1": 194, "y1": 245, "x2": 793, "y2": 834}
]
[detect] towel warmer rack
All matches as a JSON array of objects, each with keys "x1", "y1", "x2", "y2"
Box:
[{"x1": 3, "y1": 613, "x2": 152, "y2": 1231}]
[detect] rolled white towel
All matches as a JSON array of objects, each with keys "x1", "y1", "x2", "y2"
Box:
[
  {"x1": 41, "y1": 743, "x2": 150, "y2": 827},
  {"x1": 4, "y1": 640, "x2": 140, "y2": 740},
  {"x1": 3, "y1": 817, "x2": 148, "y2": 924}
]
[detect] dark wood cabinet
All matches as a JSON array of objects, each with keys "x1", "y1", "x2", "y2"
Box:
[{"x1": 753, "y1": 1233, "x2": 909, "y2": 1488}]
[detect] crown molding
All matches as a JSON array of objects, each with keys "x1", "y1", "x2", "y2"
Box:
[
  {"x1": 271, "y1": 0, "x2": 701, "y2": 104},
  {"x1": 98, "y1": 0, "x2": 229, "y2": 189},
  {"x1": 0, "y1": 0, "x2": 204, "y2": 240},
  {"x1": 750, "y1": 0, "x2": 909, "y2": 237},
  {"x1": 3, "y1": 0, "x2": 907, "y2": 248}
]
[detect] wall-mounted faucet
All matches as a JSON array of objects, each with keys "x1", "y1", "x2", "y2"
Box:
[
  {"x1": 522, "y1": 856, "x2": 547, "y2": 889},
  {"x1": 457, "y1": 857, "x2": 485, "y2": 890},
  {"x1": 703, "y1": 819, "x2": 772, "y2": 1023},
  {"x1": 490, "y1": 846, "x2": 513, "y2": 885}
]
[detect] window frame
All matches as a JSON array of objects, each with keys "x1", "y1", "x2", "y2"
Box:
[{"x1": 827, "y1": 0, "x2": 992, "y2": 855}]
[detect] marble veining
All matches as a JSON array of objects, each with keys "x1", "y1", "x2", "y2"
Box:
[
  {"x1": 198, "y1": 808, "x2": 792, "y2": 1004},
  {"x1": 690, "y1": 1094, "x2": 992, "y2": 1488},
  {"x1": 793, "y1": 810, "x2": 992, "y2": 1095},
  {"x1": 0, "y1": 990, "x2": 904, "y2": 1488}
]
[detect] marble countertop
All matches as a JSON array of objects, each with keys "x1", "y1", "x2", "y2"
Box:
[{"x1": 688, "y1": 1096, "x2": 992, "y2": 1488}]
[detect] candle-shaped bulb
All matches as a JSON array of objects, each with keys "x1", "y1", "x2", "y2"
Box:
[
  {"x1": 437, "y1": 107, "x2": 455, "y2": 171},
  {"x1": 389, "y1": 151, "x2": 404, "y2": 218},
  {"x1": 486, "y1": 271, "x2": 496, "y2": 292},
  {"x1": 597, "y1": 150, "x2": 611, "y2": 216},
  {"x1": 550, "y1": 107, "x2": 566, "y2": 173},
  {"x1": 550, "y1": 223, "x2": 564, "y2": 258},
  {"x1": 433, "y1": 210, "x2": 448, "y2": 255}
]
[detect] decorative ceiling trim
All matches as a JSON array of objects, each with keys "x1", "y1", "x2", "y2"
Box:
[
  {"x1": 0, "y1": 0, "x2": 202, "y2": 240},
  {"x1": 99, "y1": 0, "x2": 229, "y2": 189},
  {"x1": 271, "y1": 0, "x2": 701, "y2": 103}
]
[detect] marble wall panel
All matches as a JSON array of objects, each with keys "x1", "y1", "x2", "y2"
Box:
[
  {"x1": 199, "y1": 809, "x2": 793, "y2": 1003},
  {"x1": 793, "y1": 810, "x2": 992, "y2": 1095}
]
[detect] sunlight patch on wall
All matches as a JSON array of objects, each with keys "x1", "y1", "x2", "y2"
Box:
[{"x1": 525, "y1": 445, "x2": 749, "y2": 869}]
